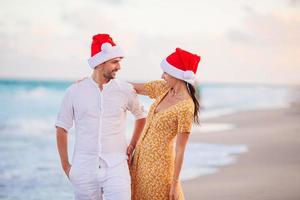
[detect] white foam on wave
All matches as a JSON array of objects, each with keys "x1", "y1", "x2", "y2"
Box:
[
  {"x1": 200, "y1": 101, "x2": 290, "y2": 120},
  {"x1": 181, "y1": 142, "x2": 248, "y2": 181},
  {"x1": 181, "y1": 167, "x2": 218, "y2": 180},
  {"x1": 192, "y1": 123, "x2": 235, "y2": 133},
  {"x1": 16, "y1": 87, "x2": 64, "y2": 101},
  {"x1": 200, "y1": 85, "x2": 293, "y2": 118},
  {"x1": 201, "y1": 108, "x2": 237, "y2": 119},
  {"x1": 2, "y1": 117, "x2": 57, "y2": 136}
]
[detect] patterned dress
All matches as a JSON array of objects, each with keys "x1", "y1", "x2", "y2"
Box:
[{"x1": 130, "y1": 80, "x2": 195, "y2": 200}]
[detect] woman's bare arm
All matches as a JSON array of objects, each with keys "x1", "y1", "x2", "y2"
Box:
[
  {"x1": 129, "y1": 82, "x2": 148, "y2": 95},
  {"x1": 174, "y1": 132, "x2": 189, "y2": 181},
  {"x1": 169, "y1": 132, "x2": 190, "y2": 199}
]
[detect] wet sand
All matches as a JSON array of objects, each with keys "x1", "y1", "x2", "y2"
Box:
[{"x1": 183, "y1": 103, "x2": 300, "y2": 200}]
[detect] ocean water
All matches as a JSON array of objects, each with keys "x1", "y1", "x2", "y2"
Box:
[{"x1": 0, "y1": 79, "x2": 294, "y2": 199}]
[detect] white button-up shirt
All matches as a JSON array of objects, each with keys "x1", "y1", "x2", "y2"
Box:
[{"x1": 55, "y1": 77, "x2": 147, "y2": 167}]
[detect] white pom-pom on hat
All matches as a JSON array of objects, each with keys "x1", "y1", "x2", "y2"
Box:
[
  {"x1": 183, "y1": 70, "x2": 195, "y2": 79},
  {"x1": 101, "y1": 42, "x2": 113, "y2": 53}
]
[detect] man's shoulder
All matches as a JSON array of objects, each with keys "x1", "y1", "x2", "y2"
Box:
[
  {"x1": 65, "y1": 78, "x2": 90, "y2": 94},
  {"x1": 74, "y1": 78, "x2": 92, "y2": 89},
  {"x1": 114, "y1": 79, "x2": 134, "y2": 94}
]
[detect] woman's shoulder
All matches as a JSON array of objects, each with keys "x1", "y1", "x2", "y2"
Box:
[
  {"x1": 145, "y1": 80, "x2": 169, "y2": 89},
  {"x1": 177, "y1": 98, "x2": 194, "y2": 111}
]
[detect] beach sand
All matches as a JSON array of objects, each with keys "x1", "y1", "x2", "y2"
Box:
[{"x1": 182, "y1": 103, "x2": 300, "y2": 200}]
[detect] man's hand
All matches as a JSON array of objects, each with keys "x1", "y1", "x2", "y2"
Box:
[
  {"x1": 63, "y1": 162, "x2": 72, "y2": 179},
  {"x1": 126, "y1": 144, "x2": 135, "y2": 165}
]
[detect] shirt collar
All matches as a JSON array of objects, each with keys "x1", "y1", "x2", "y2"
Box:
[{"x1": 89, "y1": 77, "x2": 117, "y2": 89}]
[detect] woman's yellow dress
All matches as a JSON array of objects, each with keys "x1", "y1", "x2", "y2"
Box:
[{"x1": 130, "y1": 80, "x2": 195, "y2": 200}]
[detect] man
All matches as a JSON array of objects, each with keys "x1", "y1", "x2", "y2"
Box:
[{"x1": 55, "y1": 34, "x2": 146, "y2": 200}]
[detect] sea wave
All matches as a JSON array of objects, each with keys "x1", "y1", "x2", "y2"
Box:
[
  {"x1": 0, "y1": 117, "x2": 57, "y2": 136},
  {"x1": 181, "y1": 142, "x2": 248, "y2": 180}
]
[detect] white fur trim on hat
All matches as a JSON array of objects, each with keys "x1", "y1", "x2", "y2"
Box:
[
  {"x1": 160, "y1": 59, "x2": 195, "y2": 84},
  {"x1": 88, "y1": 45, "x2": 124, "y2": 69}
]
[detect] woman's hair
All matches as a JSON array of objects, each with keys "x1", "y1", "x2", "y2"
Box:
[{"x1": 187, "y1": 83, "x2": 200, "y2": 124}]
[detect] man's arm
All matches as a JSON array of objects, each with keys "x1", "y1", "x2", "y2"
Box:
[
  {"x1": 55, "y1": 85, "x2": 74, "y2": 178},
  {"x1": 127, "y1": 118, "x2": 146, "y2": 164},
  {"x1": 56, "y1": 127, "x2": 71, "y2": 178}
]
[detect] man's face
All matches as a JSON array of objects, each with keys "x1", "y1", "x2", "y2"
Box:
[{"x1": 102, "y1": 57, "x2": 122, "y2": 80}]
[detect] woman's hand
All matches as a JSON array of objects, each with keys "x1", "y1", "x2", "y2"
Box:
[
  {"x1": 126, "y1": 144, "x2": 135, "y2": 165},
  {"x1": 75, "y1": 77, "x2": 88, "y2": 83},
  {"x1": 169, "y1": 181, "x2": 180, "y2": 200}
]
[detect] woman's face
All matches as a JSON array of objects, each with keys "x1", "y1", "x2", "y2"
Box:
[{"x1": 161, "y1": 72, "x2": 177, "y2": 87}]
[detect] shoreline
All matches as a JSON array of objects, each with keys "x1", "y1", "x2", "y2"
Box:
[{"x1": 182, "y1": 104, "x2": 300, "y2": 200}]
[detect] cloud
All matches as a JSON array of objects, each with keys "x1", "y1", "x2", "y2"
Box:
[
  {"x1": 227, "y1": 7, "x2": 300, "y2": 45},
  {"x1": 288, "y1": 0, "x2": 300, "y2": 6},
  {"x1": 99, "y1": 0, "x2": 125, "y2": 5},
  {"x1": 217, "y1": 6, "x2": 300, "y2": 84},
  {"x1": 0, "y1": 0, "x2": 299, "y2": 85}
]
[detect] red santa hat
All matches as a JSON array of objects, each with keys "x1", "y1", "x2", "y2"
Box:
[
  {"x1": 88, "y1": 34, "x2": 124, "y2": 69},
  {"x1": 160, "y1": 48, "x2": 201, "y2": 84}
]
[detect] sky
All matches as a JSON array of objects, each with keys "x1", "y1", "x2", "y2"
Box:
[{"x1": 0, "y1": 0, "x2": 299, "y2": 85}]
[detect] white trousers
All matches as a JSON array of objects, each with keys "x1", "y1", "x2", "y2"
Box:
[{"x1": 69, "y1": 158, "x2": 131, "y2": 200}]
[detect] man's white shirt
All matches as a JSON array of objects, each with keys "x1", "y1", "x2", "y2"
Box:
[{"x1": 55, "y1": 77, "x2": 147, "y2": 167}]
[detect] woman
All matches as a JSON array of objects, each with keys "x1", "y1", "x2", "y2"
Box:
[{"x1": 128, "y1": 48, "x2": 201, "y2": 200}]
